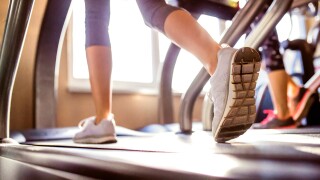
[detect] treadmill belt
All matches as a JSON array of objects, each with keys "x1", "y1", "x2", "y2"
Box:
[
  {"x1": 4, "y1": 128, "x2": 320, "y2": 179},
  {"x1": 26, "y1": 129, "x2": 320, "y2": 161}
]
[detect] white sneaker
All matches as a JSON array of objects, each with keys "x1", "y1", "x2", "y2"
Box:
[
  {"x1": 73, "y1": 116, "x2": 117, "y2": 144},
  {"x1": 210, "y1": 47, "x2": 261, "y2": 142}
]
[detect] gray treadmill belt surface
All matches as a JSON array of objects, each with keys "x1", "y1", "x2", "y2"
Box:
[
  {"x1": 5, "y1": 127, "x2": 320, "y2": 179},
  {"x1": 26, "y1": 128, "x2": 320, "y2": 160}
]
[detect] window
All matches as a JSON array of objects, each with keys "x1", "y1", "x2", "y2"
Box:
[
  {"x1": 68, "y1": 0, "x2": 157, "y2": 94},
  {"x1": 68, "y1": 0, "x2": 228, "y2": 94}
]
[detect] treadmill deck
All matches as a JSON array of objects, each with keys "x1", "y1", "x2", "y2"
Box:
[{"x1": 2, "y1": 128, "x2": 320, "y2": 179}]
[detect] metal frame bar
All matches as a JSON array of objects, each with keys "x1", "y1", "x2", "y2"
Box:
[
  {"x1": 244, "y1": 0, "x2": 294, "y2": 48},
  {"x1": 159, "y1": 43, "x2": 181, "y2": 124},
  {"x1": 291, "y1": 0, "x2": 318, "y2": 9},
  {"x1": 0, "y1": 0, "x2": 34, "y2": 141},
  {"x1": 34, "y1": 0, "x2": 72, "y2": 128}
]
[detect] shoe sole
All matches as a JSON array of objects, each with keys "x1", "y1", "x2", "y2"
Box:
[
  {"x1": 293, "y1": 90, "x2": 315, "y2": 125},
  {"x1": 74, "y1": 136, "x2": 117, "y2": 144},
  {"x1": 214, "y1": 47, "x2": 261, "y2": 143}
]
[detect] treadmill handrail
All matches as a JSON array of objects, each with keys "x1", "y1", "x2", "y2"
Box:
[
  {"x1": 34, "y1": 0, "x2": 73, "y2": 128},
  {"x1": 0, "y1": 0, "x2": 35, "y2": 140},
  {"x1": 244, "y1": 0, "x2": 294, "y2": 48}
]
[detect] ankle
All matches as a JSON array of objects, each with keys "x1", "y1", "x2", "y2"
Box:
[
  {"x1": 275, "y1": 112, "x2": 291, "y2": 120},
  {"x1": 207, "y1": 62, "x2": 217, "y2": 76},
  {"x1": 288, "y1": 85, "x2": 302, "y2": 99},
  {"x1": 207, "y1": 46, "x2": 221, "y2": 76},
  {"x1": 95, "y1": 114, "x2": 114, "y2": 124}
]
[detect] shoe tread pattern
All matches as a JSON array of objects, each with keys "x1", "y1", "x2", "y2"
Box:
[{"x1": 216, "y1": 47, "x2": 261, "y2": 143}]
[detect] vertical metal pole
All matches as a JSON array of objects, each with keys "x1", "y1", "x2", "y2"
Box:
[
  {"x1": 0, "y1": 0, "x2": 34, "y2": 141},
  {"x1": 34, "y1": 0, "x2": 73, "y2": 128},
  {"x1": 244, "y1": 0, "x2": 293, "y2": 48},
  {"x1": 159, "y1": 44, "x2": 181, "y2": 124},
  {"x1": 159, "y1": 13, "x2": 200, "y2": 124}
]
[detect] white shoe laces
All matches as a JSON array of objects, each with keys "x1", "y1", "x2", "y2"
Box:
[
  {"x1": 78, "y1": 114, "x2": 114, "y2": 129},
  {"x1": 78, "y1": 118, "x2": 94, "y2": 129}
]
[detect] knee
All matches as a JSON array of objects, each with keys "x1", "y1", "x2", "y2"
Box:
[
  {"x1": 261, "y1": 32, "x2": 285, "y2": 72},
  {"x1": 136, "y1": 0, "x2": 180, "y2": 33}
]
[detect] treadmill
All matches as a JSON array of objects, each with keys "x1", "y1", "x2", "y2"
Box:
[{"x1": 1, "y1": 0, "x2": 320, "y2": 179}]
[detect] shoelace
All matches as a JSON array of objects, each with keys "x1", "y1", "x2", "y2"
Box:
[
  {"x1": 78, "y1": 118, "x2": 94, "y2": 128},
  {"x1": 260, "y1": 109, "x2": 276, "y2": 125},
  {"x1": 78, "y1": 115, "x2": 114, "y2": 129}
]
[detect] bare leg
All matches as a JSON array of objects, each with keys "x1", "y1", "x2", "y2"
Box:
[
  {"x1": 86, "y1": 46, "x2": 113, "y2": 124},
  {"x1": 163, "y1": 9, "x2": 260, "y2": 141},
  {"x1": 164, "y1": 10, "x2": 221, "y2": 75},
  {"x1": 136, "y1": 1, "x2": 261, "y2": 141},
  {"x1": 268, "y1": 70, "x2": 291, "y2": 119},
  {"x1": 74, "y1": 47, "x2": 117, "y2": 144},
  {"x1": 287, "y1": 75, "x2": 300, "y2": 98},
  {"x1": 287, "y1": 74, "x2": 303, "y2": 116}
]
